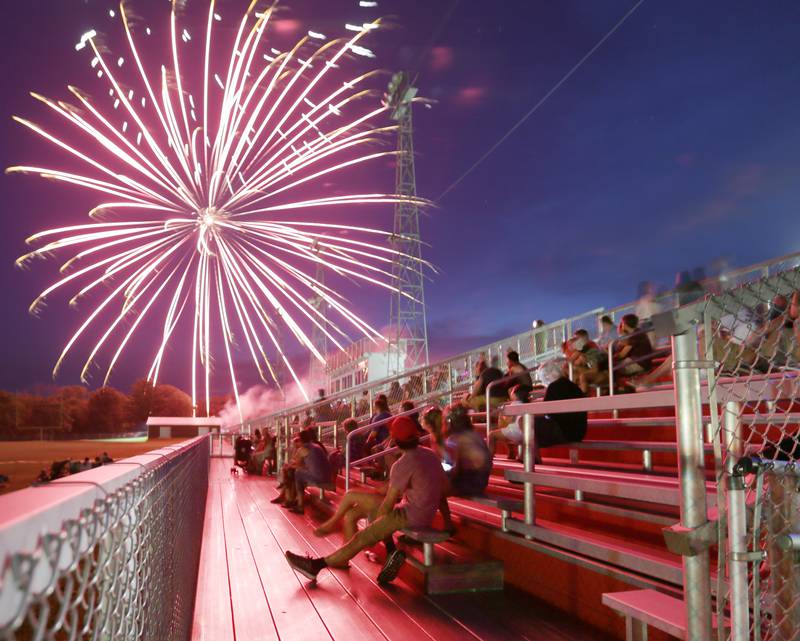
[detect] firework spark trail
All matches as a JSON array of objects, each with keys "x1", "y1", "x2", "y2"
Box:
[{"x1": 8, "y1": 0, "x2": 430, "y2": 419}]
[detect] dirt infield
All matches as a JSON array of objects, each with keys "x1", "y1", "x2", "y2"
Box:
[{"x1": 0, "y1": 438, "x2": 189, "y2": 495}]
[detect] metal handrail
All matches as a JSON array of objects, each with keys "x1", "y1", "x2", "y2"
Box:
[
  {"x1": 348, "y1": 432, "x2": 434, "y2": 472},
  {"x1": 483, "y1": 367, "x2": 538, "y2": 436},
  {"x1": 250, "y1": 309, "x2": 604, "y2": 430},
  {"x1": 344, "y1": 404, "x2": 433, "y2": 491}
]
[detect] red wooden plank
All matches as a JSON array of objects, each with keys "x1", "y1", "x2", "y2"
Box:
[
  {"x1": 433, "y1": 589, "x2": 610, "y2": 641},
  {"x1": 192, "y1": 478, "x2": 234, "y2": 641},
  {"x1": 303, "y1": 517, "x2": 481, "y2": 641},
  {"x1": 217, "y1": 466, "x2": 281, "y2": 641},
  {"x1": 235, "y1": 481, "x2": 334, "y2": 641},
  {"x1": 243, "y1": 479, "x2": 388, "y2": 641}
]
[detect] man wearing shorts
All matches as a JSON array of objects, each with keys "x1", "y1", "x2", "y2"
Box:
[{"x1": 285, "y1": 416, "x2": 446, "y2": 584}]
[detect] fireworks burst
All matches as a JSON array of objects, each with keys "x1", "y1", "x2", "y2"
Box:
[{"x1": 8, "y1": 0, "x2": 429, "y2": 417}]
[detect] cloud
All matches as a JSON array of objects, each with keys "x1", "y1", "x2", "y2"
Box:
[
  {"x1": 453, "y1": 86, "x2": 488, "y2": 107},
  {"x1": 429, "y1": 46, "x2": 455, "y2": 72},
  {"x1": 673, "y1": 163, "x2": 767, "y2": 232}
]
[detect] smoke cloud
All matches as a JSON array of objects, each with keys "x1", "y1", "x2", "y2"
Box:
[{"x1": 217, "y1": 382, "x2": 312, "y2": 428}]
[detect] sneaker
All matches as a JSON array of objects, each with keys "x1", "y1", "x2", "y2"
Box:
[
  {"x1": 377, "y1": 550, "x2": 406, "y2": 584},
  {"x1": 270, "y1": 496, "x2": 284, "y2": 504},
  {"x1": 285, "y1": 551, "x2": 325, "y2": 580}
]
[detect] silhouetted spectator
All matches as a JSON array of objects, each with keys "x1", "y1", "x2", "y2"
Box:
[
  {"x1": 365, "y1": 397, "x2": 393, "y2": 451},
  {"x1": 506, "y1": 350, "x2": 533, "y2": 399},
  {"x1": 615, "y1": 314, "x2": 654, "y2": 375},
  {"x1": 464, "y1": 360, "x2": 505, "y2": 411},
  {"x1": 533, "y1": 359, "x2": 587, "y2": 462},
  {"x1": 597, "y1": 315, "x2": 618, "y2": 349}
]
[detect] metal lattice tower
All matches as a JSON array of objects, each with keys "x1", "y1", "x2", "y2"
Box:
[
  {"x1": 308, "y1": 245, "x2": 329, "y2": 393},
  {"x1": 385, "y1": 72, "x2": 429, "y2": 375}
]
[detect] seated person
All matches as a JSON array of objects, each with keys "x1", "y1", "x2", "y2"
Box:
[
  {"x1": 567, "y1": 329, "x2": 608, "y2": 393},
  {"x1": 401, "y1": 400, "x2": 425, "y2": 435},
  {"x1": 387, "y1": 381, "x2": 403, "y2": 405},
  {"x1": 488, "y1": 384, "x2": 529, "y2": 459},
  {"x1": 615, "y1": 314, "x2": 654, "y2": 376},
  {"x1": 581, "y1": 314, "x2": 653, "y2": 391},
  {"x1": 442, "y1": 404, "x2": 492, "y2": 497},
  {"x1": 532, "y1": 359, "x2": 587, "y2": 462},
  {"x1": 342, "y1": 417, "x2": 366, "y2": 461},
  {"x1": 597, "y1": 315, "x2": 618, "y2": 350},
  {"x1": 463, "y1": 360, "x2": 506, "y2": 411},
  {"x1": 289, "y1": 416, "x2": 446, "y2": 584},
  {"x1": 274, "y1": 428, "x2": 331, "y2": 513},
  {"x1": 505, "y1": 350, "x2": 533, "y2": 399},
  {"x1": 314, "y1": 388, "x2": 334, "y2": 424},
  {"x1": 421, "y1": 406, "x2": 446, "y2": 452},
  {"x1": 364, "y1": 397, "x2": 393, "y2": 453},
  {"x1": 251, "y1": 429, "x2": 276, "y2": 475},
  {"x1": 356, "y1": 391, "x2": 370, "y2": 418}
]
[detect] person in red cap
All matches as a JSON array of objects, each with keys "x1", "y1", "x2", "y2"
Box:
[{"x1": 285, "y1": 415, "x2": 447, "y2": 584}]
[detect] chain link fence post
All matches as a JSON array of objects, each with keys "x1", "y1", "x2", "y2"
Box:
[{"x1": 672, "y1": 323, "x2": 714, "y2": 641}]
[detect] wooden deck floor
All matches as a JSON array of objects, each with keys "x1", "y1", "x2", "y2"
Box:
[{"x1": 191, "y1": 459, "x2": 611, "y2": 641}]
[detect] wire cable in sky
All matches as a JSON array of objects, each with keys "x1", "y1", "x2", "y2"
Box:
[{"x1": 436, "y1": 0, "x2": 647, "y2": 202}]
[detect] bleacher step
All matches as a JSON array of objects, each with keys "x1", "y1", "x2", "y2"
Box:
[
  {"x1": 308, "y1": 491, "x2": 505, "y2": 595},
  {"x1": 399, "y1": 537, "x2": 505, "y2": 595}
]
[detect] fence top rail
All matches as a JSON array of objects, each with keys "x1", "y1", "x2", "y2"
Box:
[{"x1": 0, "y1": 436, "x2": 207, "y2": 568}]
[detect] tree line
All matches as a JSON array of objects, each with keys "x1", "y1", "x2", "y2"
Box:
[{"x1": 0, "y1": 379, "x2": 229, "y2": 437}]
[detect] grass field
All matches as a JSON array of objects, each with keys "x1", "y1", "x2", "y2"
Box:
[{"x1": 0, "y1": 438, "x2": 188, "y2": 495}]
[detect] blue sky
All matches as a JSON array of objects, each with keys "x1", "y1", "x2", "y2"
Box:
[{"x1": 1, "y1": 0, "x2": 798, "y2": 393}]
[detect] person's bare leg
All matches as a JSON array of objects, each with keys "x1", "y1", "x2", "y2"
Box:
[
  {"x1": 314, "y1": 490, "x2": 375, "y2": 535},
  {"x1": 488, "y1": 429, "x2": 507, "y2": 458}
]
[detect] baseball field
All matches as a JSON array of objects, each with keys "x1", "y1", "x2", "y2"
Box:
[{"x1": 0, "y1": 438, "x2": 188, "y2": 495}]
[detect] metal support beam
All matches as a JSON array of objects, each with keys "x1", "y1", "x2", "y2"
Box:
[
  {"x1": 671, "y1": 328, "x2": 713, "y2": 641},
  {"x1": 724, "y1": 401, "x2": 751, "y2": 641}
]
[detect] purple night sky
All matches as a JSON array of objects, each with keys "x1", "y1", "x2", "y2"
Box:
[{"x1": 1, "y1": 0, "x2": 799, "y2": 396}]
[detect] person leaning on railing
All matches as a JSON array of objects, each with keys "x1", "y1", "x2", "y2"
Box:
[{"x1": 287, "y1": 416, "x2": 447, "y2": 585}]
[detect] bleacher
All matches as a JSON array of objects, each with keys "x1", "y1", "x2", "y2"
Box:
[{"x1": 205, "y1": 251, "x2": 800, "y2": 641}]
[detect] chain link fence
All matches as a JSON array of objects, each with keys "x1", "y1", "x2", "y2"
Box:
[
  {"x1": 0, "y1": 437, "x2": 208, "y2": 641},
  {"x1": 702, "y1": 266, "x2": 800, "y2": 641}
]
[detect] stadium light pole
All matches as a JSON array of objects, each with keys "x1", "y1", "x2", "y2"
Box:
[{"x1": 384, "y1": 71, "x2": 429, "y2": 376}]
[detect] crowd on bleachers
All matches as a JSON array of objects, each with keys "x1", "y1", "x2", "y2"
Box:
[
  {"x1": 34, "y1": 452, "x2": 115, "y2": 483},
  {"x1": 250, "y1": 267, "x2": 800, "y2": 586}
]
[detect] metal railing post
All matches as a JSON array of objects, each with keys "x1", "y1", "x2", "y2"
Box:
[
  {"x1": 724, "y1": 401, "x2": 750, "y2": 641},
  {"x1": 447, "y1": 363, "x2": 454, "y2": 405},
  {"x1": 672, "y1": 327, "x2": 713, "y2": 641},
  {"x1": 522, "y1": 413, "x2": 535, "y2": 540},
  {"x1": 344, "y1": 432, "x2": 351, "y2": 492},
  {"x1": 607, "y1": 343, "x2": 615, "y2": 397}
]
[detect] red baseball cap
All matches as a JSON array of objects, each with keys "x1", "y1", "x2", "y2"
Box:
[{"x1": 390, "y1": 416, "x2": 418, "y2": 443}]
